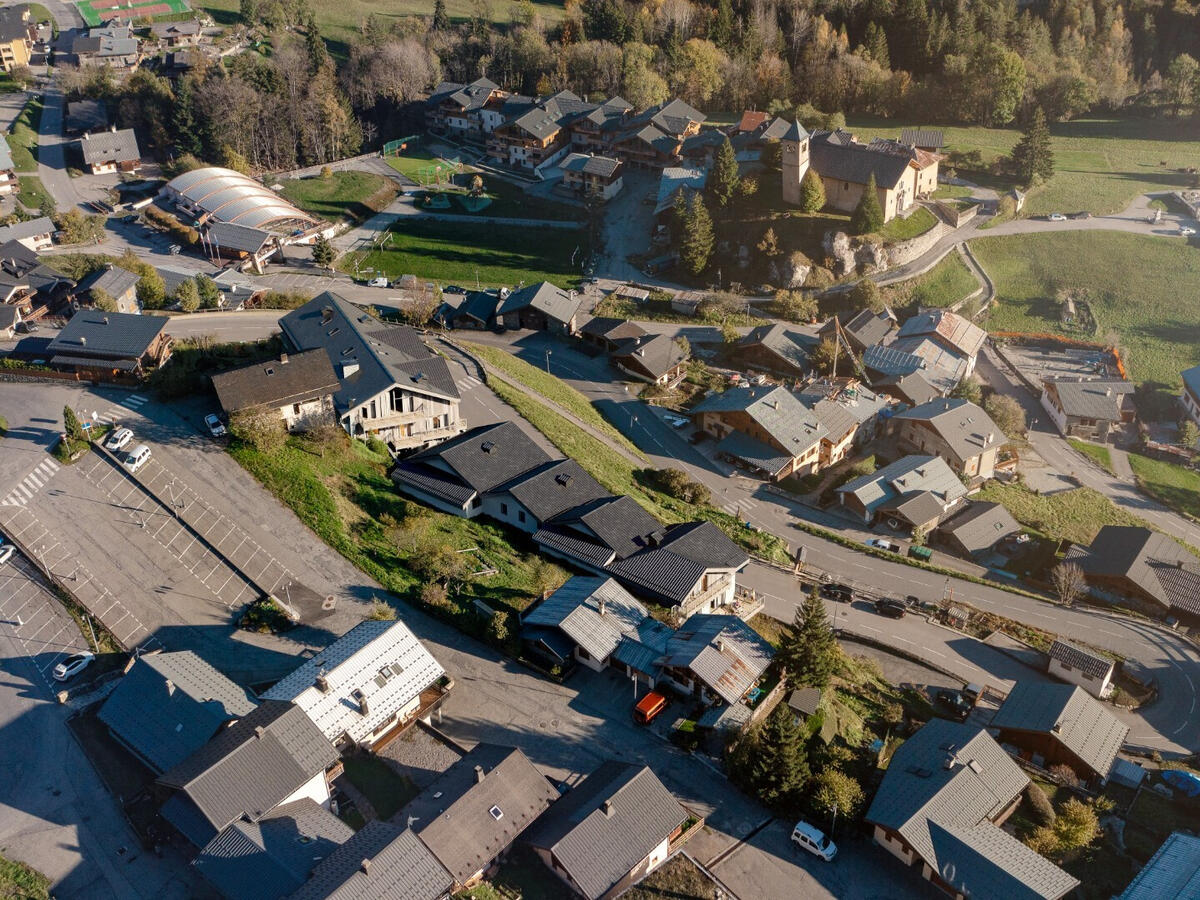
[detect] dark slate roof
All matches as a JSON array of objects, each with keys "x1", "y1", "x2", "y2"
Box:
[
  {"x1": 0, "y1": 6, "x2": 29, "y2": 42},
  {"x1": 617, "y1": 124, "x2": 679, "y2": 156},
  {"x1": 611, "y1": 333, "x2": 688, "y2": 379},
  {"x1": 1071, "y1": 525, "x2": 1200, "y2": 614},
  {"x1": 151, "y1": 18, "x2": 201, "y2": 37},
  {"x1": 498, "y1": 281, "x2": 581, "y2": 327},
  {"x1": 1115, "y1": 831, "x2": 1200, "y2": 900},
  {"x1": 937, "y1": 501, "x2": 1020, "y2": 554},
  {"x1": 0, "y1": 239, "x2": 39, "y2": 274},
  {"x1": 533, "y1": 524, "x2": 622, "y2": 569},
  {"x1": 392, "y1": 459, "x2": 478, "y2": 508},
  {"x1": 866, "y1": 719, "x2": 1077, "y2": 900},
  {"x1": 280, "y1": 293, "x2": 460, "y2": 411},
  {"x1": 207, "y1": 221, "x2": 274, "y2": 253},
  {"x1": 874, "y1": 370, "x2": 941, "y2": 405},
  {"x1": 522, "y1": 576, "x2": 649, "y2": 663},
  {"x1": 0, "y1": 305, "x2": 17, "y2": 329},
  {"x1": 97, "y1": 651, "x2": 256, "y2": 774},
  {"x1": 429, "y1": 77, "x2": 500, "y2": 111},
  {"x1": 211, "y1": 349, "x2": 340, "y2": 414},
  {"x1": 75, "y1": 265, "x2": 140, "y2": 300},
  {"x1": 560, "y1": 152, "x2": 621, "y2": 178},
  {"x1": 715, "y1": 430, "x2": 793, "y2": 476},
  {"x1": 406, "y1": 744, "x2": 558, "y2": 884},
  {"x1": 1044, "y1": 378, "x2": 1135, "y2": 421},
  {"x1": 499, "y1": 459, "x2": 610, "y2": 522},
  {"x1": 78, "y1": 128, "x2": 141, "y2": 165},
  {"x1": 991, "y1": 682, "x2": 1127, "y2": 779},
  {"x1": 665, "y1": 614, "x2": 774, "y2": 705},
  {"x1": 781, "y1": 120, "x2": 808, "y2": 142},
  {"x1": 290, "y1": 821, "x2": 452, "y2": 900},
  {"x1": 407, "y1": 420, "x2": 552, "y2": 494},
  {"x1": 158, "y1": 701, "x2": 339, "y2": 847},
  {"x1": 737, "y1": 323, "x2": 817, "y2": 374},
  {"x1": 894, "y1": 398, "x2": 1004, "y2": 462},
  {"x1": 809, "y1": 130, "x2": 913, "y2": 190},
  {"x1": 523, "y1": 762, "x2": 686, "y2": 900},
  {"x1": 47, "y1": 308, "x2": 166, "y2": 361},
  {"x1": 579, "y1": 316, "x2": 646, "y2": 343},
  {"x1": 900, "y1": 128, "x2": 945, "y2": 149},
  {"x1": 786, "y1": 687, "x2": 822, "y2": 716},
  {"x1": 896, "y1": 310, "x2": 986, "y2": 359},
  {"x1": 1048, "y1": 639, "x2": 1114, "y2": 679},
  {"x1": 552, "y1": 494, "x2": 663, "y2": 561},
  {"x1": 646, "y1": 98, "x2": 705, "y2": 136},
  {"x1": 823, "y1": 307, "x2": 896, "y2": 349},
  {"x1": 194, "y1": 799, "x2": 352, "y2": 900},
  {"x1": 610, "y1": 520, "x2": 749, "y2": 607},
  {"x1": 435, "y1": 290, "x2": 500, "y2": 328}
]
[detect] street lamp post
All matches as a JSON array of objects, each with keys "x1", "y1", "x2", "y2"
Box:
[{"x1": 544, "y1": 348, "x2": 552, "y2": 373}]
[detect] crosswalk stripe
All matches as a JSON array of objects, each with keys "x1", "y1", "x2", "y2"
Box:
[
  {"x1": 24, "y1": 474, "x2": 41, "y2": 489},
  {"x1": 35, "y1": 462, "x2": 52, "y2": 476},
  {"x1": 44, "y1": 459, "x2": 59, "y2": 472},
  {"x1": 17, "y1": 484, "x2": 31, "y2": 499}
]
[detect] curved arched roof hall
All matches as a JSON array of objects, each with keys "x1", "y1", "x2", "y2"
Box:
[{"x1": 164, "y1": 167, "x2": 321, "y2": 233}]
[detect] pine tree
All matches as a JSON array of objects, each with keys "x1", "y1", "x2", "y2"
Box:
[
  {"x1": 799, "y1": 167, "x2": 826, "y2": 213},
  {"x1": 710, "y1": 0, "x2": 733, "y2": 49},
  {"x1": 850, "y1": 173, "x2": 885, "y2": 234},
  {"x1": 312, "y1": 234, "x2": 335, "y2": 269},
  {"x1": 780, "y1": 586, "x2": 839, "y2": 689},
  {"x1": 761, "y1": 139, "x2": 782, "y2": 171},
  {"x1": 891, "y1": 0, "x2": 930, "y2": 74},
  {"x1": 865, "y1": 21, "x2": 890, "y2": 68},
  {"x1": 679, "y1": 194, "x2": 714, "y2": 277},
  {"x1": 432, "y1": 0, "x2": 449, "y2": 30},
  {"x1": 708, "y1": 138, "x2": 740, "y2": 208},
  {"x1": 1011, "y1": 106, "x2": 1055, "y2": 186},
  {"x1": 63, "y1": 405, "x2": 84, "y2": 442},
  {"x1": 745, "y1": 705, "x2": 810, "y2": 811},
  {"x1": 172, "y1": 79, "x2": 202, "y2": 157}
]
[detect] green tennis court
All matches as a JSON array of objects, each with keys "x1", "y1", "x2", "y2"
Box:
[{"x1": 76, "y1": 0, "x2": 189, "y2": 26}]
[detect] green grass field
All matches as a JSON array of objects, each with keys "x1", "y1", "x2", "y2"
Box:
[
  {"x1": 16, "y1": 176, "x2": 54, "y2": 214},
  {"x1": 340, "y1": 756, "x2": 418, "y2": 820},
  {"x1": 0, "y1": 853, "x2": 49, "y2": 900},
  {"x1": 879, "y1": 206, "x2": 938, "y2": 242},
  {"x1": 884, "y1": 251, "x2": 979, "y2": 310},
  {"x1": 848, "y1": 116, "x2": 1200, "y2": 216},
  {"x1": 974, "y1": 482, "x2": 1147, "y2": 545},
  {"x1": 1127, "y1": 451, "x2": 1200, "y2": 521},
  {"x1": 7, "y1": 96, "x2": 41, "y2": 173},
  {"x1": 77, "y1": 0, "x2": 188, "y2": 26},
  {"x1": 972, "y1": 231, "x2": 1200, "y2": 419},
  {"x1": 278, "y1": 171, "x2": 396, "y2": 223},
  {"x1": 1068, "y1": 439, "x2": 1115, "y2": 474},
  {"x1": 932, "y1": 184, "x2": 974, "y2": 200},
  {"x1": 386, "y1": 148, "x2": 463, "y2": 183},
  {"x1": 346, "y1": 220, "x2": 587, "y2": 289}
]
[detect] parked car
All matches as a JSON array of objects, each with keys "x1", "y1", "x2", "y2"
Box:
[
  {"x1": 934, "y1": 688, "x2": 973, "y2": 722},
  {"x1": 633, "y1": 691, "x2": 668, "y2": 725},
  {"x1": 0, "y1": 543, "x2": 12, "y2": 566},
  {"x1": 820, "y1": 583, "x2": 853, "y2": 603},
  {"x1": 867, "y1": 538, "x2": 901, "y2": 552},
  {"x1": 875, "y1": 598, "x2": 907, "y2": 619},
  {"x1": 1048, "y1": 212, "x2": 1067, "y2": 221},
  {"x1": 123, "y1": 443, "x2": 152, "y2": 473},
  {"x1": 105, "y1": 427, "x2": 134, "y2": 452},
  {"x1": 52, "y1": 651, "x2": 95, "y2": 682},
  {"x1": 367, "y1": 276, "x2": 389, "y2": 288},
  {"x1": 16, "y1": 320, "x2": 37, "y2": 334},
  {"x1": 791, "y1": 821, "x2": 837, "y2": 861},
  {"x1": 204, "y1": 413, "x2": 227, "y2": 438},
  {"x1": 443, "y1": 285, "x2": 468, "y2": 295},
  {"x1": 1181, "y1": 226, "x2": 1196, "y2": 236}
]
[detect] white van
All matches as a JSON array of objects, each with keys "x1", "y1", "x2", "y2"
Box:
[
  {"x1": 123, "y1": 443, "x2": 152, "y2": 474},
  {"x1": 791, "y1": 820, "x2": 837, "y2": 861}
]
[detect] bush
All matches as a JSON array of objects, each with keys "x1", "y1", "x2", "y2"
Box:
[
  {"x1": 367, "y1": 597, "x2": 396, "y2": 620},
  {"x1": 144, "y1": 204, "x2": 199, "y2": 245},
  {"x1": 1048, "y1": 764, "x2": 1081, "y2": 789},
  {"x1": 642, "y1": 467, "x2": 711, "y2": 505},
  {"x1": 239, "y1": 597, "x2": 293, "y2": 633},
  {"x1": 1027, "y1": 783, "x2": 1057, "y2": 826},
  {"x1": 230, "y1": 405, "x2": 287, "y2": 453},
  {"x1": 365, "y1": 436, "x2": 390, "y2": 457},
  {"x1": 256, "y1": 290, "x2": 311, "y2": 309},
  {"x1": 810, "y1": 769, "x2": 865, "y2": 822}
]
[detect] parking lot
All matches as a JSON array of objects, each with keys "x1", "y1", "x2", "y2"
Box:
[{"x1": 0, "y1": 551, "x2": 91, "y2": 691}]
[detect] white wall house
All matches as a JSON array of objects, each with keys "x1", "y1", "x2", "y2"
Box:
[{"x1": 1047, "y1": 639, "x2": 1115, "y2": 700}]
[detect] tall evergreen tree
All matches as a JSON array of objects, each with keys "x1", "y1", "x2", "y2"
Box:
[
  {"x1": 779, "y1": 586, "x2": 839, "y2": 689},
  {"x1": 708, "y1": 137, "x2": 740, "y2": 207},
  {"x1": 1010, "y1": 106, "x2": 1055, "y2": 185},
  {"x1": 864, "y1": 21, "x2": 890, "y2": 68},
  {"x1": 679, "y1": 194, "x2": 714, "y2": 276},
  {"x1": 799, "y1": 166, "x2": 826, "y2": 212},
  {"x1": 890, "y1": 0, "x2": 930, "y2": 73},
  {"x1": 432, "y1": 0, "x2": 449, "y2": 30},
  {"x1": 172, "y1": 79, "x2": 202, "y2": 157},
  {"x1": 63, "y1": 405, "x2": 84, "y2": 442},
  {"x1": 745, "y1": 705, "x2": 810, "y2": 811},
  {"x1": 850, "y1": 173, "x2": 885, "y2": 234},
  {"x1": 312, "y1": 234, "x2": 335, "y2": 269},
  {"x1": 710, "y1": 0, "x2": 734, "y2": 50}
]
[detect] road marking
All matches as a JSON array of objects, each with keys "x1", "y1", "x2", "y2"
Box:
[{"x1": 122, "y1": 394, "x2": 148, "y2": 409}]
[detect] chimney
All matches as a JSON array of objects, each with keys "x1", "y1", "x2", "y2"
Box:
[
  {"x1": 474, "y1": 764, "x2": 486, "y2": 784},
  {"x1": 986, "y1": 431, "x2": 994, "y2": 444},
  {"x1": 254, "y1": 725, "x2": 266, "y2": 738},
  {"x1": 359, "y1": 859, "x2": 371, "y2": 876},
  {"x1": 102, "y1": 315, "x2": 108, "y2": 325},
  {"x1": 943, "y1": 753, "x2": 958, "y2": 770},
  {"x1": 602, "y1": 800, "x2": 614, "y2": 818},
  {"x1": 596, "y1": 598, "x2": 606, "y2": 616},
  {"x1": 1105, "y1": 387, "x2": 1112, "y2": 397},
  {"x1": 279, "y1": 352, "x2": 289, "y2": 364},
  {"x1": 79, "y1": 335, "x2": 86, "y2": 346},
  {"x1": 111, "y1": 123, "x2": 117, "y2": 133},
  {"x1": 165, "y1": 678, "x2": 174, "y2": 696},
  {"x1": 315, "y1": 673, "x2": 329, "y2": 693},
  {"x1": 944, "y1": 400, "x2": 950, "y2": 410},
  {"x1": 321, "y1": 306, "x2": 334, "y2": 323},
  {"x1": 715, "y1": 638, "x2": 726, "y2": 653}
]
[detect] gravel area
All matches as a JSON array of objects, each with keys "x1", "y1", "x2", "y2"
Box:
[{"x1": 378, "y1": 723, "x2": 463, "y2": 790}]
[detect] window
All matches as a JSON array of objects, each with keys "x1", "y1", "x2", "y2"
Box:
[
  {"x1": 518, "y1": 511, "x2": 526, "y2": 523},
  {"x1": 489, "y1": 805, "x2": 504, "y2": 821},
  {"x1": 500, "y1": 503, "x2": 508, "y2": 515}
]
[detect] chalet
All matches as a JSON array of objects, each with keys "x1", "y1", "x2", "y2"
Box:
[
  {"x1": 798, "y1": 378, "x2": 891, "y2": 468},
  {"x1": 76, "y1": 127, "x2": 141, "y2": 174},
  {"x1": 559, "y1": 152, "x2": 623, "y2": 200},
  {"x1": 262, "y1": 619, "x2": 447, "y2": 751},
  {"x1": 0, "y1": 215, "x2": 53, "y2": 252},
  {"x1": 97, "y1": 650, "x2": 256, "y2": 775},
  {"x1": 433, "y1": 289, "x2": 500, "y2": 330},
  {"x1": 72, "y1": 23, "x2": 139, "y2": 68},
  {"x1": 0, "y1": 6, "x2": 33, "y2": 73},
  {"x1": 733, "y1": 323, "x2": 818, "y2": 379},
  {"x1": 156, "y1": 701, "x2": 340, "y2": 849},
  {"x1": 610, "y1": 333, "x2": 688, "y2": 385},
  {"x1": 497, "y1": 281, "x2": 581, "y2": 334},
  {"x1": 0, "y1": 238, "x2": 71, "y2": 318},
  {"x1": 525, "y1": 762, "x2": 688, "y2": 900},
  {"x1": 211, "y1": 349, "x2": 340, "y2": 431},
  {"x1": 487, "y1": 91, "x2": 596, "y2": 171},
  {"x1": 426, "y1": 77, "x2": 508, "y2": 142},
  {"x1": 201, "y1": 221, "x2": 280, "y2": 272},
  {"x1": 1040, "y1": 377, "x2": 1135, "y2": 442},
  {"x1": 65, "y1": 99, "x2": 108, "y2": 134},
  {"x1": 660, "y1": 615, "x2": 774, "y2": 717},
  {"x1": 1068, "y1": 525, "x2": 1200, "y2": 622},
  {"x1": 578, "y1": 316, "x2": 646, "y2": 354},
  {"x1": 894, "y1": 311, "x2": 985, "y2": 374},
  {"x1": 836, "y1": 454, "x2": 966, "y2": 532},
  {"x1": 819, "y1": 307, "x2": 896, "y2": 353},
  {"x1": 865, "y1": 719, "x2": 1078, "y2": 899},
  {"x1": 403, "y1": 744, "x2": 558, "y2": 891},
  {"x1": 150, "y1": 18, "x2": 201, "y2": 46},
  {"x1": 690, "y1": 385, "x2": 828, "y2": 480},
  {"x1": 280, "y1": 294, "x2": 464, "y2": 451},
  {"x1": 568, "y1": 96, "x2": 633, "y2": 154},
  {"x1": 935, "y1": 501, "x2": 1020, "y2": 560},
  {"x1": 872, "y1": 369, "x2": 940, "y2": 407},
  {"x1": 1181, "y1": 364, "x2": 1200, "y2": 426},
  {"x1": 1047, "y1": 639, "x2": 1116, "y2": 700},
  {"x1": 863, "y1": 342, "x2": 962, "y2": 398},
  {"x1": 74, "y1": 263, "x2": 140, "y2": 314},
  {"x1": 45, "y1": 308, "x2": 172, "y2": 379},
  {"x1": 654, "y1": 166, "x2": 706, "y2": 215},
  {"x1": 290, "y1": 822, "x2": 453, "y2": 900},
  {"x1": 890, "y1": 398, "x2": 1003, "y2": 480},
  {"x1": 990, "y1": 682, "x2": 1128, "y2": 786}
]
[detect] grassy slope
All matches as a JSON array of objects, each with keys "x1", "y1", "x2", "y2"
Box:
[
  {"x1": 848, "y1": 116, "x2": 1200, "y2": 216},
  {"x1": 0, "y1": 853, "x2": 50, "y2": 900},
  {"x1": 462, "y1": 341, "x2": 645, "y2": 458},
  {"x1": 346, "y1": 220, "x2": 586, "y2": 289},
  {"x1": 879, "y1": 206, "x2": 937, "y2": 242},
  {"x1": 486, "y1": 376, "x2": 792, "y2": 564},
  {"x1": 1127, "y1": 451, "x2": 1200, "y2": 521},
  {"x1": 7, "y1": 96, "x2": 42, "y2": 172},
  {"x1": 975, "y1": 482, "x2": 1146, "y2": 545},
  {"x1": 278, "y1": 171, "x2": 395, "y2": 223},
  {"x1": 1068, "y1": 439, "x2": 1115, "y2": 474},
  {"x1": 972, "y1": 231, "x2": 1200, "y2": 419},
  {"x1": 885, "y1": 251, "x2": 978, "y2": 310},
  {"x1": 17, "y1": 175, "x2": 53, "y2": 214}
]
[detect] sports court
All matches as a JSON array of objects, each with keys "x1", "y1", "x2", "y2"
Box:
[{"x1": 75, "y1": 0, "x2": 189, "y2": 27}]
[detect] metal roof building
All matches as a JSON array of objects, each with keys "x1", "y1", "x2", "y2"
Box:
[
  {"x1": 162, "y1": 166, "x2": 322, "y2": 234},
  {"x1": 1116, "y1": 831, "x2": 1200, "y2": 899}
]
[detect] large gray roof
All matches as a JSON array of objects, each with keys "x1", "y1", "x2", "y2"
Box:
[
  {"x1": 866, "y1": 719, "x2": 1077, "y2": 900},
  {"x1": 523, "y1": 762, "x2": 686, "y2": 900},
  {"x1": 280, "y1": 293, "x2": 460, "y2": 414},
  {"x1": 823, "y1": 307, "x2": 896, "y2": 349},
  {"x1": 885, "y1": 336, "x2": 968, "y2": 393},
  {"x1": 1071, "y1": 525, "x2": 1200, "y2": 615},
  {"x1": 1048, "y1": 639, "x2": 1113, "y2": 680},
  {"x1": 158, "y1": 701, "x2": 339, "y2": 847},
  {"x1": 166, "y1": 167, "x2": 321, "y2": 232},
  {"x1": 611, "y1": 333, "x2": 689, "y2": 379},
  {"x1": 896, "y1": 310, "x2": 985, "y2": 358},
  {"x1": 207, "y1": 221, "x2": 274, "y2": 253},
  {"x1": 552, "y1": 494, "x2": 663, "y2": 561},
  {"x1": 522, "y1": 576, "x2": 649, "y2": 663},
  {"x1": 894, "y1": 398, "x2": 1004, "y2": 462},
  {"x1": 78, "y1": 128, "x2": 141, "y2": 165},
  {"x1": 837, "y1": 454, "x2": 966, "y2": 517},
  {"x1": 1043, "y1": 378, "x2": 1134, "y2": 421},
  {"x1": 991, "y1": 682, "x2": 1127, "y2": 778},
  {"x1": 665, "y1": 614, "x2": 774, "y2": 705},
  {"x1": 66, "y1": 99, "x2": 109, "y2": 133},
  {"x1": 900, "y1": 128, "x2": 945, "y2": 149},
  {"x1": 0, "y1": 216, "x2": 53, "y2": 244},
  {"x1": 290, "y1": 821, "x2": 452, "y2": 900},
  {"x1": 48, "y1": 309, "x2": 166, "y2": 361},
  {"x1": 76, "y1": 264, "x2": 139, "y2": 300},
  {"x1": 211, "y1": 349, "x2": 340, "y2": 414},
  {"x1": 194, "y1": 799, "x2": 352, "y2": 900},
  {"x1": 809, "y1": 130, "x2": 913, "y2": 190},
  {"x1": 692, "y1": 384, "x2": 828, "y2": 456},
  {"x1": 737, "y1": 323, "x2": 818, "y2": 375},
  {"x1": 937, "y1": 501, "x2": 1020, "y2": 554},
  {"x1": 607, "y1": 521, "x2": 748, "y2": 606},
  {"x1": 499, "y1": 459, "x2": 610, "y2": 522},
  {"x1": 1116, "y1": 831, "x2": 1200, "y2": 899},
  {"x1": 560, "y1": 152, "x2": 621, "y2": 178},
  {"x1": 406, "y1": 744, "x2": 558, "y2": 884},
  {"x1": 498, "y1": 281, "x2": 582, "y2": 327},
  {"x1": 98, "y1": 651, "x2": 256, "y2": 774},
  {"x1": 406, "y1": 420, "x2": 552, "y2": 495}
]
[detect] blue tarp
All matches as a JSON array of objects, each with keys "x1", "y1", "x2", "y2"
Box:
[{"x1": 1162, "y1": 769, "x2": 1200, "y2": 797}]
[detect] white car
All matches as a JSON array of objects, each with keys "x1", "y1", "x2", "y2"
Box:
[
  {"x1": 105, "y1": 427, "x2": 133, "y2": 452},
  {"x1": 204, "y1": 414, "x2": 227, "y2": 438},
  {"x1": 52, "y1": 651, "x2": 95, "y2": 682},
  {"x1": 367, "y1": 276, "x2": 389, "y2": 288},
  {"x1": 1180, "y1": 226, "x2": 1196, "y2": 236},
  {"x1": 0, "y1": 544, "x2": 13, "y2": 566},
  {"x1": 1048, "y1": 213, "x2": 1067, "y2": 222},
  {"x1": 868, "y1": 538, "x2": 901, "y2": 553},
  {"x1": 123, "y1": 443, "x2": 152, "y2": 473},
  {"x1": 791, "y1": 820, "x2": 837, "y2": 861}
]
